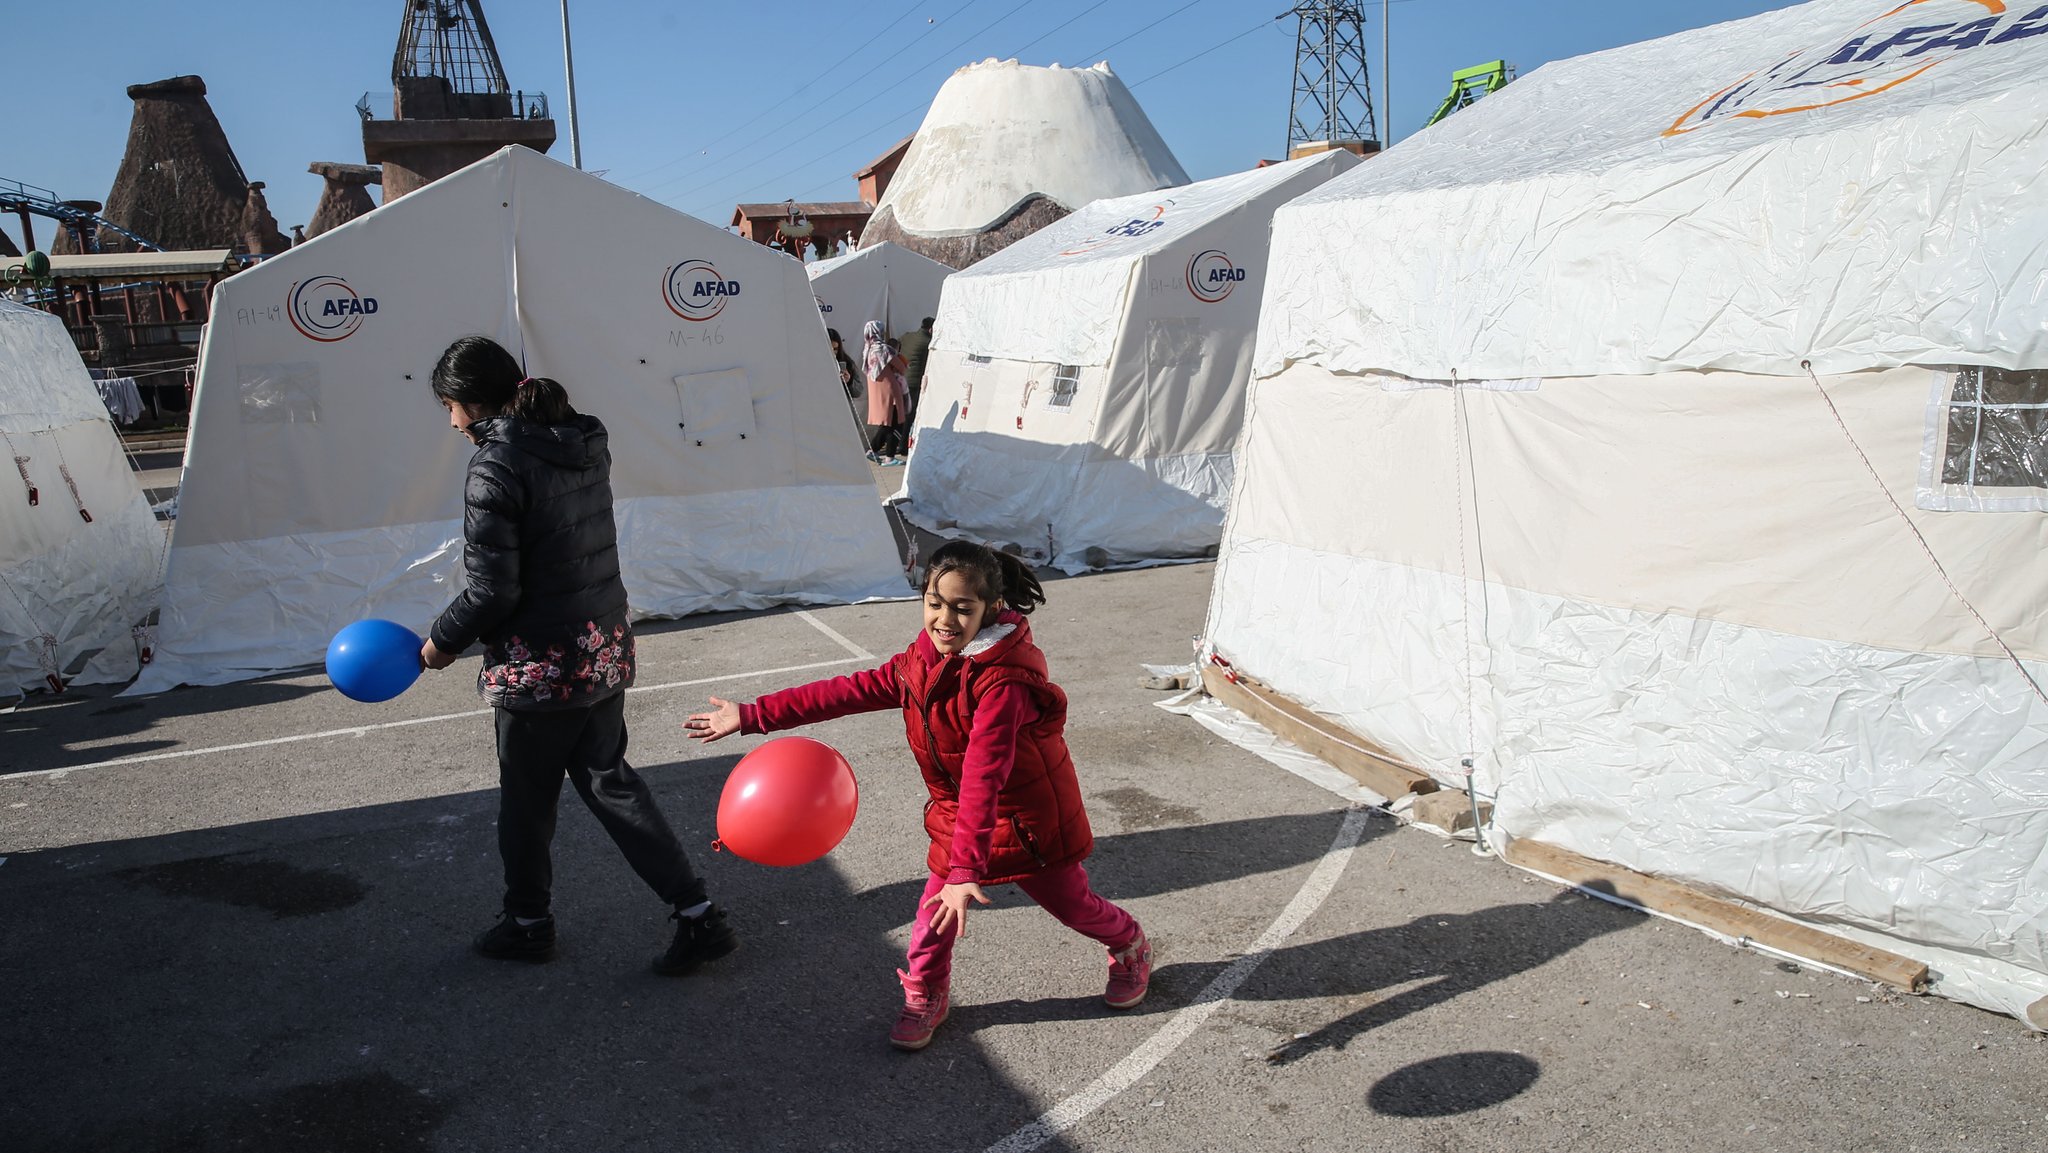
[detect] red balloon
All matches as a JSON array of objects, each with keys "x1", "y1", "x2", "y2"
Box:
[{"x1": 714, "y1": 736, "x2": 860, "y2": 866}]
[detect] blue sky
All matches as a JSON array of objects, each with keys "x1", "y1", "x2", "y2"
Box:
[{"x1": 7, "y1": 0, "x2": 1794, "y2": 247}]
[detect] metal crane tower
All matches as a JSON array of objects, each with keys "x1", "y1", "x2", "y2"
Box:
[{"x1": 1288, "y1": 3, "x2": 1379, "y2": 159}]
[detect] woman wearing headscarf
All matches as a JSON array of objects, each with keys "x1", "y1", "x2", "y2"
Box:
[{"x1": 862, "y1": 320, "x2": 909, "y2": 465}]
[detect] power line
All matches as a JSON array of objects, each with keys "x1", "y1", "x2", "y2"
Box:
[
  {"x1": 1007, "y1": 0, "x2": 1118, "y2": 61},
  {"x1": 1131, "y1": 16, "x2": 1289, "y2": 88},
  {"x1": 614, "y1": 0, "x2": 931, "y2": 185},
  {"x1": 640, "y1": 0, "x2": 1000, "y2": 200},
  {"x1": 1069, "y1": 0, "x2": 1211, "y2": 66},
  {"x1": 664, "y1": 0, "x2": 1042, "y2": 212}
]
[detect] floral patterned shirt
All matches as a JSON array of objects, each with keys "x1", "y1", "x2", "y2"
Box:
[{"x1": 477, "y1": 614, "x2": 636, "y2": 710}]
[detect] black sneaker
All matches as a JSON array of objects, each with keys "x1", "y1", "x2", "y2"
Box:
[
  {"x1": 653, "y1": 904, "x2": 737, "y2": 976},
  {"x1": 474, "y1": 912, "x2": 556, "y2": 963}
]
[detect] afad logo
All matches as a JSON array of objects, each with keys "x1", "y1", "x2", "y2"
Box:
[
  {"x1": 1186, "y1": 250, "x2": 1245, "y2": 303},
  {"x1": 1059, "y1": 203, "x2": 1173, "y2": 257},
  {"x1": 1666, "y1": 1, "x2": 2048, "y2": 137},
  {"x1": 814, "y1": 293, "x2": 833, "y2": 314},
  {"x1": 663, "y1": 259, "x2": 741, "y2": 322},
  {"x1": 288, "y1": 275, "x2": 378, "y2": 342}
]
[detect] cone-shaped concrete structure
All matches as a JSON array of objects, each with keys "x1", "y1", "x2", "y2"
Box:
[
  {"x1": 306, "y1": 162, "x2": 382, "y2": 238},
  {"x1": 58, "y1": 76, "x2": 263, "y2": 255},
  {"x1": 861, "y1": 59, "x2": 1188, "y2": 268}
]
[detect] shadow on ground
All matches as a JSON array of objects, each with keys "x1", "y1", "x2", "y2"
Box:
[{"x1": 0, "y1": 756, "x2": 1629, "y2": 1151}]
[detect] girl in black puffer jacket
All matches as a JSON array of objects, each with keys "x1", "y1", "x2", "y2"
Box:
[{"x1": 419, "y1": 335, "x2": 735, "y2": 975}]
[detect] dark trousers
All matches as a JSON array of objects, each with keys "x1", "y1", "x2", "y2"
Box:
[
  {"x1": 493, "y1": 692, "x2": 707, "y2": 918},
  {"x1": 867, "y1": 422, "x2": 906, "y2": 456}
]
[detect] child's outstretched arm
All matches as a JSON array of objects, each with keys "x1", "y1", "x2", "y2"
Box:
[{"x1": 683, "y1": 662, "x2": 898, "y2": 742}]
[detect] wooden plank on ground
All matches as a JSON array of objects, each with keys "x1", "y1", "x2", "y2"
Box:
[
  {"x1": 1504, "y1": 837, "x2": 1930, "y2": 992},
  {"x1": 1199, "y1": 664, "x2": 1437, "y2": 800}
]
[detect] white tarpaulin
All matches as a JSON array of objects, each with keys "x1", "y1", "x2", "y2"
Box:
[
  {"x1": 1256, "y1": 0, "x2": 2048, "y2": 382},
  {"x1": 897, "y1": 151, "x2": 1356, "y2": 572},
  {"x1": 0, "y1": 300, "x2": 160, "y2": 695},
  {"x1": 1206, "y1": 0, "x2": 2048, "y2": 1026},
  {"x1": 806, "y1": 242, "x2": 951, "y2": 342},
  {"x1": 132, "y1": 147, "x2": 904, "y2": 692}
]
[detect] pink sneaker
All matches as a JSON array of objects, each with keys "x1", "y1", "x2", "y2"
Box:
[
  {"x1": 1105, "y1": 929, "x2": 1152, "y2": 1009},
  {"x1": 889, "y1": 968, "x2": 950, "y2": 1051}
]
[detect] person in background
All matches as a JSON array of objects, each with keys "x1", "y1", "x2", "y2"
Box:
[
  {"x1": 861, "y1": 320, "x2": 909, "y2": 465},
  {"x1": 896, "y1": 316, "x2": 935, "y2": 422},
  {"x1": 828, "y1": 327, "x2": 863, "y2": 426}
]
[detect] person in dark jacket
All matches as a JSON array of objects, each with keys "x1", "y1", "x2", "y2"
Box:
[{"x1": 419, "y1": 334, "x2": 734, "y2": 975}]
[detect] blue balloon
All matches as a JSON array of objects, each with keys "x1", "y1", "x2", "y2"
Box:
[{"x1": 326, "y1": 619, "x2": 424, "y2": 703}]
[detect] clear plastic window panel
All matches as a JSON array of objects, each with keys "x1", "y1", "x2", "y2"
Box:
[
  {"x1": 1048, "y1": 364, "x2": 1081, "y2": 410},
  {"x1": 1942, "y1": 367, "x2": 2048, "y2": 491}
]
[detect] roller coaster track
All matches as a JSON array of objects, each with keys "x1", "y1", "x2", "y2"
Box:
[{"x1": 0, "y1": 177, "x2": 164, "y2": 253}]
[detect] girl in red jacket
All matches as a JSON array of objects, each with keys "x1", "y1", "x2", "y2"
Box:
[{"x1": 684, "y1": 540, "x2": 1150, "y2": 1050}]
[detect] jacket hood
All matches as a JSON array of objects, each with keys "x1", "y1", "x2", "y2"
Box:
[
  {"x1": 472, "y1": 412, "x2": 607, "y2": 469},
  {"x1": 910, "y1": 610, "x2": 1034, "y2": 668}
]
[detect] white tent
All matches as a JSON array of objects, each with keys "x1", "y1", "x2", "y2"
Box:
[
  {"x1": 1204, "y1": 0, "x2": 2048, "y2": 1025},
  {"x1": 896, "y1": 151, "x2": 1358, "y2": 572},
  {"x1": 806, "y1": 241, "x2": 951, "y2": 344},
  {"x1": 131, "y1": 146, "x2": 903, "y2": 692},
  {"x1": 862, "y1": 59, "x2": 1189, "y2": 267},
  {"x1": 0, "y1": 299, "x2": 160, "y2": 696}
]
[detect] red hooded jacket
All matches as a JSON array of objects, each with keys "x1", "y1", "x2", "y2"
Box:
[{"x1": 740, "y1": 612, "x2": 1093, "y2": 885}]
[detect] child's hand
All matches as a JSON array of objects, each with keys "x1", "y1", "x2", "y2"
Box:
[
  {"x1": 924, "y1": 882, "x2": 990, "y2": 938},
  {"x1": 684, "y1": 696, "x2": 742, "y2": 742}
]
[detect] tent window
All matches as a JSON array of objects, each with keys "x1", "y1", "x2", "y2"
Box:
[
  {"x1": 1920, "y1": 367, "x2": 2048, "y2": 512},
  {"x1": 238, "y1": 363, "x2": 321, "y2": 424},
  {"x1": 1048, "y1": 365, "x2": 1081, "y2": 411}
]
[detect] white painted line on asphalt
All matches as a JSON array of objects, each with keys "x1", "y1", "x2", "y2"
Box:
[
  {"x1": 985, "y1": 806, "x2": 1373, "y2": 1153},
  {"x1": 5, "y1": 655, "x2": 867, "y2": 782},
  {"x1": 794, "y1": 609, "x2": 877, "y2": 661}
]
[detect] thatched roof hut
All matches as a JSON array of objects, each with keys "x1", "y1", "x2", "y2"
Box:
[
  {"x1": 305, "y1": 163, "x2": 381, "y2": 238},
  {"x1": 57, "y1": 75, "x2": 267, "y2": 255}
]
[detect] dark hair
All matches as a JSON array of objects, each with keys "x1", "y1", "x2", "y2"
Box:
[
  {"x1": 430, "y1": 335, "x2": 576, "y2": 426},
  {"x1": 826, "y1": 327, "x2": 843, "y2": 344},
  {"x1": 923, "y1": 540, "x2": 1046, "y2": 615},
  {"x1": 920, "y1": 317, "x2": 934, "y2": 330}
]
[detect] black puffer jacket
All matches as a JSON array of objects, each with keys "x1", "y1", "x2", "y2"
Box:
[{"x1": 429, "y1": 413, "x2": 635, "y2": 711}]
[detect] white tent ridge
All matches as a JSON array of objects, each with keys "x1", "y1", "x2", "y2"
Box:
[
  {"x1": 806, "y1": 241, "x2": 951, "y2": 346},
  {"x1": 897, "y1": 151, "x2": 1357, "y2": 573},
  {"x1": 1205, "y1": 0, "x2": 2048, "y2": 1026},
  {"x1": 132, "y1": 147, "x2": 904, "y2": 693},
  {"x1": 0, "y1": 300, "x2": 160, "y2": 696}
]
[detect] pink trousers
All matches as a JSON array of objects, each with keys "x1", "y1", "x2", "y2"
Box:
[{"x1": 904, "y1": 862, "x2": 1140, "y2": 989}]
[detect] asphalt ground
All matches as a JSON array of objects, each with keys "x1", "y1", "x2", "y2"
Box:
[{"x1": 1, "y1": 466, "x2": 2043, "y2": 1152}]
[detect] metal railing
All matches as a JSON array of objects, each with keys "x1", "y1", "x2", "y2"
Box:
[{"x1": 357, "y1": 90, "x2": 550, "y2": 122}]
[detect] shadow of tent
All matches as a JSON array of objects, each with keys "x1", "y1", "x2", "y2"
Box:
[{"x1": 0, "y1": 750, "x2": 1357, "y2": 1152}]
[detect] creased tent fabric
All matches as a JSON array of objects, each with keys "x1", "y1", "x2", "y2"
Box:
[
  {"x1": 132, "y1": 146, "x2": 903, "y2": 693},
  {"x1": 897, "y1": 151, "x2": 1356, "y2": 573},
  {"x1": 806, "y1": 242, "x2": 952, "y2": 342},
  {"x1": 0, "y1": 300, "x2": 160, "y2": 695},
  {"x1": 1257, "y1": 0, "x2": 2048, "y2": 382},
  {"x1": 1207, "y1": 0, "x2": 2048, "y2": 1025}
]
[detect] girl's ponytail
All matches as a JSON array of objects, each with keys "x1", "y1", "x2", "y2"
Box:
[
  {"x1": 924, "y1": 539, "x2": 1047, "y2": 614},
  {"x1": 430, "y1": 335, "x2": 577, "y2": 426},
  {"x1": 508, "y1": 376, "x2": 575, "y2": 425},
  {"x1": 991, "y1": 549, "x2": 1046, "y2": 615}
]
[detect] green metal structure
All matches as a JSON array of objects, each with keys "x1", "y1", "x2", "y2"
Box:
[{"x1": 1425, "y1": 60, "x2": 1515, "y2": 128}]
